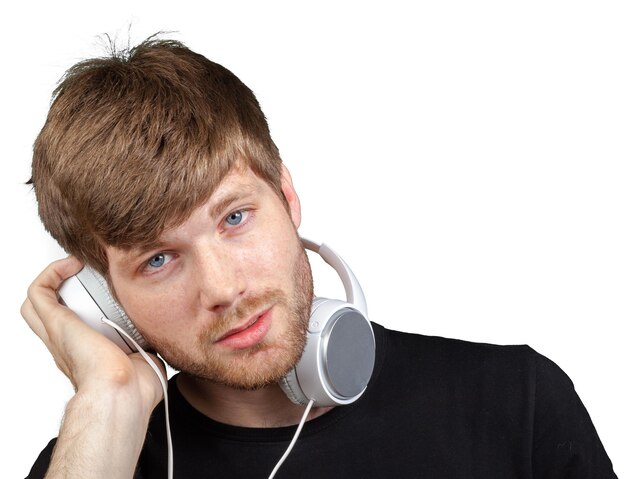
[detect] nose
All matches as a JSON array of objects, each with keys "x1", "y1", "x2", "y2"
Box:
[{"x1": 196, "y1": 245, "x2": 247, "y2": 314}]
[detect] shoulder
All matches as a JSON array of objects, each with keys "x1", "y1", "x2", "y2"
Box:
[
  {"x1": 372, "y1": 321, "x2": 542, "y2": 378},
  {"x1": 373, "y1": 322, "x2": 580, "y2": 393},
  {"x1": 369, "y1": 321, "x2": 591, "y2": 421},
  {"x1": 369, "y1": 322, "x2": 547, "y2": 414}
]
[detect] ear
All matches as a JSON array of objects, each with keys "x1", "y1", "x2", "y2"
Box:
[{"x1": 280, "y1": 164, "x2": 301, "y2": 228}]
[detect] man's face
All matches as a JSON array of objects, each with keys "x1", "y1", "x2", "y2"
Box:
[{"x1": 106, "y1": 165, "x2": 313, "y2": 390}]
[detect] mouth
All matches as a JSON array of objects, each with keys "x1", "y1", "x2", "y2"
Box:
[{"x1": 214, "y1": 307, "x2": 273, "y2": 350}]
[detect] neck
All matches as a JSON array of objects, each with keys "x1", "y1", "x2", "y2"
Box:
[{"x1": 176, "y1": 373, "x2": 333, "y2": 428}]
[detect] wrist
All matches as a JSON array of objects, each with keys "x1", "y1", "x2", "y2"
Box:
[
  {"x1": 45, "y1": 386, "x2": 153, "y2": 479},
  {"x1": 74, "y1": 375, "x2": 157, "y2": 428}
]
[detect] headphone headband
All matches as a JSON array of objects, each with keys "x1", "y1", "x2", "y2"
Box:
[{"x1": 301, "y1": 238, "x2": 368, "y2": 317}]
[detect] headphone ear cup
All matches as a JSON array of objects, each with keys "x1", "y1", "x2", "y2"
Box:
[
  {"x1": 59, "y1": 266, "x2": 148, "y2": 353},
  {"x1": 281, "y1": 297, "x2": 376, "y2": 406},
  {"x1": 72, "y1": 267, "x2": 149, "y2": 351}
]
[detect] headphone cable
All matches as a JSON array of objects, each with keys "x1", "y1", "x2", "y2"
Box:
[{"x1": 267, "y1": 398, "x2": 315, "y2": 479}]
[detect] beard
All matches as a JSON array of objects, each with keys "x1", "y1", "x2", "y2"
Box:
[{"x1": 145, "y1": 245, "x2": 313, "y2": 390}]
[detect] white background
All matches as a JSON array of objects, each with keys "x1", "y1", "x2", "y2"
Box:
[{"x1": 2, "y1": 1, "x2": 624, "y2": 476}]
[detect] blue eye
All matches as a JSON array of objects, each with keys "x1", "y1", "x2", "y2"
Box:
[
  {"x1": 148, "y1": 253, "x2": 167, "y2": 268},
  {"x1": 226, "y1": 210, "x2": 244, "y2": 226},
  {"x1": 142, "y1": 252, "x2": 175, "y2": 274}
]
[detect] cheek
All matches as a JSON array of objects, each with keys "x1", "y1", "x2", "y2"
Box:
[
  {"x1": 117, "y1": 281, "x2": 192, "y2": 336},
  {"x1": 245, "y1": 231, "x2": 299, "y2": 278}
]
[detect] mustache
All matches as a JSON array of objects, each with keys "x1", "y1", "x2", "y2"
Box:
[{"x1": 199, "y1": 288, "x2": 287, "y2": 343}]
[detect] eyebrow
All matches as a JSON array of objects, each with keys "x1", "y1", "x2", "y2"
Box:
[
  {"x1": 208, "y1": 183, "x2": 258, "y2": 220},
  {"x1": 115, "y1": 240, "x2": 167, "y2": 265}
]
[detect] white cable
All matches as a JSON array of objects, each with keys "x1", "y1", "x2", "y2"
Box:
[
  {"x1": 101, "y1": 317, "x2": 174, "y2": 479},
  {"x1": 267, "y1": 399, "x2": 315, "y2": 479}
]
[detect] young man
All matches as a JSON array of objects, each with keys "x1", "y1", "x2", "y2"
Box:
[{"x1": 23, "y1": 39, "x2": 616, "y2": 478}]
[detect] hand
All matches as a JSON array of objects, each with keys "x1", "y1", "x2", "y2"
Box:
[
  {"x1": 21, "y1": 257, "x2": 166, "y2": 478},
  {"x1": 21, "y1": 257, "x2": 165, "y2": 412}
]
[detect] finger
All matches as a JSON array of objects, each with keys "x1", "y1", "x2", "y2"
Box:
[
  {"x1": 21, "y1": 297, "x2": 71, "y2": 376},
  {"x1": 20, "y1": 297, "x2": 50, "y2": 346},
  {"x1": 27, "y1": 256, "x2": 84, "y2": 334},
  {"x1": 30, "y1": 256, "x2": 83, "y2": 299}
]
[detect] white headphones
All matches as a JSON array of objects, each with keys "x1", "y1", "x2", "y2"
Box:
[
  {"x1": 58, "y1": 238, "x2": 376, "y2": 407},
  {"x1": 279, "y1": 238, "x2": 376, "y2": 407}
]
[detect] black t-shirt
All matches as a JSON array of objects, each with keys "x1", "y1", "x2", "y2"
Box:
[{"x1": 28, "y1": 323, "x2": 617, "y2": 478}]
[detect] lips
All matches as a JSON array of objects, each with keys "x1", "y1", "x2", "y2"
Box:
[{"x1": 214, "y1": 308, "x2": 273, "y2": 350}]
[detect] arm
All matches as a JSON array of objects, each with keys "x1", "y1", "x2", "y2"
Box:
[{"x1": 21, "y1": 257, "x2": 164, "y2": 479}]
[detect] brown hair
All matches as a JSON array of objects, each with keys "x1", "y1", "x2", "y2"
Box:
[{"x1": 31, "y1": 37, "x2": 283, "y2": 274}]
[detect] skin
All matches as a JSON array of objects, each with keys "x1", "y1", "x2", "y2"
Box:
[{"x1": 21, "y1": 164, "x2": 330, "y2": 478}]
